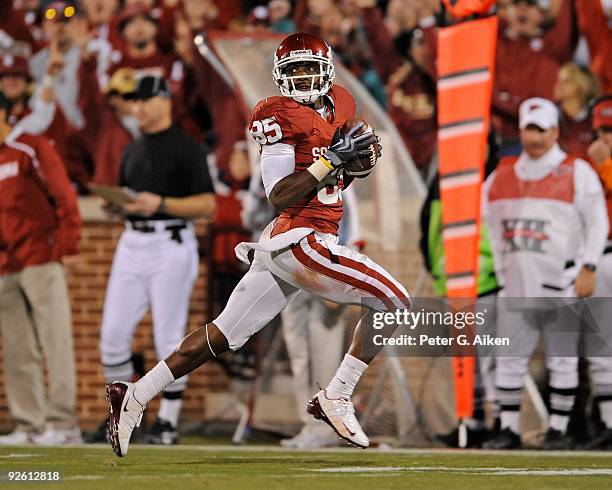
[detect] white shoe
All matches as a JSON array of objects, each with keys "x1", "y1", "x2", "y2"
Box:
[
  {"x1": 0, "y1": 431, "x2": 33, "y2": 445},
  {"x1": 32, "y1": 426, "x2": 82, "y2": 446},
  {"x1": 280, "y1": 426, "x2": 311, "y2": 448},
  {"x1": 106, "y1": 381, "x2": 144, "y2": 457},
  {"x1": 294, "y1": 424, "x2": 340, "y2": 449},
  {"x1": 307, "y1": 389, "x2": 369, "y2": 448}
]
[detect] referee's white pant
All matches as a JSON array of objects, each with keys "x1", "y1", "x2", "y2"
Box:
[{"x1": 100, "y1": 222, "x2": 199, "y2": 392}]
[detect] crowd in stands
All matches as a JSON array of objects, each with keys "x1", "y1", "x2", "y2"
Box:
[{"x1": 0, "y1": 1, "x2": 609, "y2": 185}]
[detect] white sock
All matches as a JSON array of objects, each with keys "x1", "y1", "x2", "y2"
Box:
[
  {"x1": 325, "y1": 354, "x2": 367, "y2": 400},
  {"x1": 599, "y1": 400, "x2": 612, "y2": 429},
  {"x1": 501, "y1": 411, "x2": 520, "y2": 434},
  {"x1": 158, "y1": 398, "x2": 182, "y2": 428},
  {"x1": 133, "y1": 361, "x2": 175, "y2": 405},
  {"x1": 548, "y1": 414, "x2": 569, "y2": 433}
]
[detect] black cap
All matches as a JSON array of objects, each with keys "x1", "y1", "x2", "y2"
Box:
[{"x1": 130, "y1": 75, "x2": 171, "y2": 100}]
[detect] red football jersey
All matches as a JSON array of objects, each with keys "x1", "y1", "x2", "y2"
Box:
[{"x1": 249, "y1": 85, "x2": 356, "y2": 236}]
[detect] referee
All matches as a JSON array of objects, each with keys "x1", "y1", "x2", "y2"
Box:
[{"x1": 97, "y1": 75, "x2": 215, "y2": 445}]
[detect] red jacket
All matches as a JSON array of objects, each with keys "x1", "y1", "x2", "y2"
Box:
[
  {"x1": 0, "y1": 134, "x2": 81, "y2": 274},
  {"x1": 78, "y1": 58, "x2": 134, "y2": 185},
  {"x1": 492, "y1": 32, "x2": 560, "y2": 143},
  {"x1": 576, "y1": 0, "x2": 612, "y2": 94},
  {"x1": 361, "y1": 7, "x2": 437, "y2": 169}
]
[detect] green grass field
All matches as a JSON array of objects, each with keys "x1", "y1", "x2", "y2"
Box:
[{"x1": 1, "y1": 444, "x2": 611, "y2": 489}]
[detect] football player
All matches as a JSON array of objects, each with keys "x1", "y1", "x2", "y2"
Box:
[{"x1": 106, "y1": 33, "x2": 411, "y2": 456}]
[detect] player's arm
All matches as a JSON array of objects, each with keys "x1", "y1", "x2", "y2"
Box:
[
  {"x1": 267, "y1": 162, "x2": 321, "y2": 213},
  {"x1": 264, "y1": 123, "x2": 377, "y2": 213}
]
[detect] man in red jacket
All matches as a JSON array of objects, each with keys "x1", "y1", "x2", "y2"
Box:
[{"x1": 0, "y1": 92, "x2": 82, "y2": 446}]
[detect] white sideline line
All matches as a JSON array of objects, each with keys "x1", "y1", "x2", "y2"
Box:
[
  {"x1": 4, "y1": 443, "x2": 612, "y2": 458},
  {"x1": 0, "y1": 453, "x2": 41, "y2": 458},
  {"x1": 46, "y1": 443, "x2": 612, "y2": 458},
  {"x1": 310, "y1": 466, "x2": 612, "y2": 476}
]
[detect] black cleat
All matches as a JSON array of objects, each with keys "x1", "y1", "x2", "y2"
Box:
[
  {"x1": 482, "y1": 427, "x2": 522, "y2": 449},
  {"x1": 585, "y1": 428, "x2": 612, "y2": 450},
  {"x1": 541, "y1": 428, "x2": 574, "y2": 450},
  {"x1": 436, "y1": 426, "x2": 490, "y2": 448},
  {"x1": 83, "y1": 417, "x2": 110, "y2": 443},
  {"x1": 143, "y1": 418, "x2": 178, "y2": 445}
]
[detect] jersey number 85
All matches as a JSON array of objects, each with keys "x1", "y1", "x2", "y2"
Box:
[{"x1": 250, "y1": 117, "x2": 282, "y2": 145}]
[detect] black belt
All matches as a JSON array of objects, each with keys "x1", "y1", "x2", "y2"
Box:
[{"x1": 128, "y1": 220, "x2": 188, "y2": 244}]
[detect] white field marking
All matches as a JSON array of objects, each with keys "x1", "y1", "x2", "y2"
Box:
[
  {"x1": 487, "y1": 469, "x2": 612, "y2": 476},
  {"x1": 309, "y1": 466, "x2": 612, "y2": 476},
  {"x1": 64, "y1": 476, "x2": 105, "y2": 481},
  {"x1": 45, "y1": 443, "x2": 612, "y2": 458},
  {"x1": 313, "y1": 467, "x2": 405, "y2": 473},
  {"x1": 0, "y1": 453, "x2": 40, "y2": 458}
]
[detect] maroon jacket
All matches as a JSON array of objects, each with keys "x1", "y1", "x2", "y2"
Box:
[
  {"x1": 185, "y1": 43, "x2": 247, "y2": 171},
  {"x1": 0, "y1": 133, "x2": 81, "y2": 274},
  {"x1": 361, "y1": 7, "x2": 437, "y2": 169},
  {"x1": 492, "y1": 32, "x2": 560, "y2": 143},
  {"x1": 558, "y1": 109, "x2": 593, "y2": 162},
  {"x1": 78, "y1": 58, "x2": 134, "y2": 185},
  {"x1": 576, "y1": 0, "x2": 612, "y2": 93}
]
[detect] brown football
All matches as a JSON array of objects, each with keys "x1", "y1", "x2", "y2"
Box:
[{"x1": 339, "y1": 117, "x2": 380, "y2": 178}]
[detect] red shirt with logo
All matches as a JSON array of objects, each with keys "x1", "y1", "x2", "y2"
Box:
[{"x1": 0, "y1": 134, "x2": 81, "y2": 274}]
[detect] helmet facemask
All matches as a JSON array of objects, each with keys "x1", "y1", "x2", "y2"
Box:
[{"x1": 273, "y1": 55, "x2": 335, "y2": 104}]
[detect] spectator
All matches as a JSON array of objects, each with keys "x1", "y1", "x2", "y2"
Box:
[
  {"x1": 111, "y1": 1, "x2": 193, "y2": 130},
  {"x1": 482, "y1": 98, "x2": 608, "y2": 450},
  {"x1": 575, "y1": 0, "x2": 612, "y2": 94},
  {"x1": 0, "y1": 0, "x2": 38, "y2": 55},
  {"x1": 360, "y1": 4, "x2": 436, "y2": 173},
  {"x1": 246, "y1": 6, "x2": 272, "y2": 33},
  {"x1": 183, "y1": 36, "x2": 248, "y2": 171},
  {"x1": 584, "y1": 95, "x2": 612, "y2": 450},
  {"x1": 0, "y1": 52, "x2": 56, "y2": 139},
  {"x1": 181, "y1": 0, "x2": 224, "y2": 32},
  {"x1": 492, "y1": 0, "x2": 561, "y2": 154},
  {"x1": 588, "y1": 95, "x2": 612, "y2": 258},
  {"x1": 98, "y1": 75, "x2": 215, "y2": 445},
  {"x1": 174, "y1": 0, "x2": 241, "y2": 32},
  {"x1": 112, "y1": 2, "x2": 178, "y2": 77},
  {"x1": 0, "y1": 92, "x2": 82, "y2": 446},
  {"x1": 268, "y1": 0, "x2": 296, "y2": 34},
  {"x1": 554, "y1": 63, "x2": 598, "y2": 160},
  {"x1": 29, "y1": 1, "x2": 93, "y2": 192},
  {"x1": 78, "y1": 66, "x2": 139, "y2": 185},
  {"x1": 507, "y1": 0, "x2": 578, "y2": 66},
  {"x1": 79, "y1": 0, "x2": 120, "y2": 76}
]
